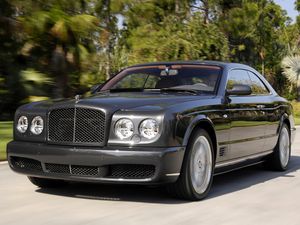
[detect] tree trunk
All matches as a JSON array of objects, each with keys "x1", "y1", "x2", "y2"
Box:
[
  {"x1": 297, "y1": 78, "x2": 300, "y2": 102},
  {"x1": 175, "y1": 0, "x2": 180, "y2": 14},
  {"x1": 202, "y1": 0, "x2": 209, "y2": 24},
  {"x1": 105, "y1": 0, "x2": 112, "y2": 80},
  {"x1": 51, "y1": 45, "x2": 67, "y2": 98}
]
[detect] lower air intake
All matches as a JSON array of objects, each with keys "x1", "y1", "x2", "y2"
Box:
[
  {"x1": 11, "y1": 157, "x2": 43, "y2": 172},
  {"x1": 108, "y1": 164, "x2": 155, "y2": 179},
  {"x1": 45, "y1": 163, "x2": 70, "y2": 174}
]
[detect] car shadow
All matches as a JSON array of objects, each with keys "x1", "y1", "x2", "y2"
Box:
[
  {"x1": 208, "y1": 155, "x2": 300, "y2": 199},
  {"x1": 35, "y1": 155, "x2": 300, "y2": 204}
]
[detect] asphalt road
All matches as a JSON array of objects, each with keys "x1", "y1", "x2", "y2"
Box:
[{"x1": 1, "y1": 129, "x2": 300, "y2": 225}]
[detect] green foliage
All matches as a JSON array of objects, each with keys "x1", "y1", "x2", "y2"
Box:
[
  {"x1": 296, "y1": 0, "x2": 300, "y2": 12},
  {"x1": 20, "y1": 69, "x2": 53, "y2": 99},
  {"x1": 291, "y1": 101, "x2": 300, "y2": 118},
  {"x1": 281, "y1": 55, "x2": 300, "y2": 101},
  {"x1": 121, "y1": 7, "x2": 229, "y2": 65},
  {"x1": 18, "y1": 1, "x2": 101, "y2": 98},
  {"x1": 0, "y1": 121, "x2": 13, "y2": 161}
]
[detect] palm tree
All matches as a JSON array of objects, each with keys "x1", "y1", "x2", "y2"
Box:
[
  {"x1": 21, "y1": 7, "x2": 99, "y2": 97},
  {"x1": 282, "y1": 55, "x2": 300, "y2": 101}
]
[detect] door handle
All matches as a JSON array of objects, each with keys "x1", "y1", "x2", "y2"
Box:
[{"x1": 256, "y1": 105, "x2": 266, "y2": 109}]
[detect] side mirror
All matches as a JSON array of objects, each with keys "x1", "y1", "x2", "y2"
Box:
[
  {"x1": 226, "y1": 84, "x2": 252, "y2": 96},
  {"x1": 90, "y1": 83, "x2": 103, "y2": 94}
]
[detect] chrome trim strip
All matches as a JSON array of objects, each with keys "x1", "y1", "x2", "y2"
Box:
[
  {"x1": 219, "y1": 134, "x2": 277, "y2": 146},
  {"x1": 165, "y1": 173, "x2": 180, "y2": 177},
  {"x1": 215, "y1": 150, "x2": 273, "y2": 168}
]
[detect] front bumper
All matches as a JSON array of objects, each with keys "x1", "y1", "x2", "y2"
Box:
[{"x1": 7, "y1": 141, "x2": 185, "y2": 184}]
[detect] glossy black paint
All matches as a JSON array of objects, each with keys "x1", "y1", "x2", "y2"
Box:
[{"x1": 7, "y1": 61, "x2": 296, "y2": 184}]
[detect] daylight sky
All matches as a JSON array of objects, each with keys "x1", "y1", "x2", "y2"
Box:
[{"x1": 274, "y1": 0, "x2": 298, "y2": 21}]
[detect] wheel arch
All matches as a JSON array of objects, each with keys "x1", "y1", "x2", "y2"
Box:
[
  {"x1": 182, "y1": 116, "x2": 218, "y2": 160},
  {"x1": 278, "y1": 113, "x2": 291, "y2": 135}
]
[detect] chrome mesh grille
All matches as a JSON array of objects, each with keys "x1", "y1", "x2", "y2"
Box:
[
  {"x1": 48, "y1": 108, "x2": 75, "y2": 143},
  {"x1": 74, "y1": 108, "x2": 105, "y2": 143},
  {"x1": 48, "y1": 107, "x2": 106, "y2": 145}
]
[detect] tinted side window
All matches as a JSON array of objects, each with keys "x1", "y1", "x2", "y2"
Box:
[
  {"x1": 227, "y1": 69, "x2": 251, "y2": 90},
  {"x1": 247, "y1": 71, "x2": 269, "y2": 95}
]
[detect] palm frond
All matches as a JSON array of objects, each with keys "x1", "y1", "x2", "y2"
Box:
[
  {"x1": 282, "y1": 55, "x2": 300, "y2": 83},
  {"x1": 69, "y1": 14, "x2": 99, "y2": 35}
]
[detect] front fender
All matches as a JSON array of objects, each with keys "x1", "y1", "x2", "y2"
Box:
[{"x1": 178, "y1": 114, "x2": 215, "y2": 146}]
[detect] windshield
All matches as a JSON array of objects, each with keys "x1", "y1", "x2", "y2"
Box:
[{"x1": 101, "y1": 65, "x2": 222, "y2": 94}]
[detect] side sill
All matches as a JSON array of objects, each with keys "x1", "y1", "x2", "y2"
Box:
[
  {"x1": 214, "y1": 161, "x2": 264, "y2": 176},
  {"x1": 215, "y1": 150, "x2": 273, "y2": 169}
]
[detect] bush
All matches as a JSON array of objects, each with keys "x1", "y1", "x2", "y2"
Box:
[{"x1": 291, "y1": 101, "x2": 300, "y2": 118}]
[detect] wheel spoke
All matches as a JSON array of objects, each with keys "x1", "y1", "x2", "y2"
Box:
[
  {"x1": 279, "y1": 127, "x2": 290, "y2": 168},
  {"x1": 190, "y1": 135, "x2": 212, "y2": 194}
]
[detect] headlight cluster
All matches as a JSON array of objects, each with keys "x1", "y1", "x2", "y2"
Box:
[
  {"x1": 17, "y1": 116, "x2": 28, "y2": 133},
  {"x1": 115, "y1": 119, "x2": 134, "y2": 139},
  {"x1": 139, "y1": 119, "x2": 159, "y2": 139},
  {"x1": 16, "y1": 116, "x2": 44, "y2": 135},
  {"x1": 115, "y1": 118, "x2": 159, "y2": 140}
]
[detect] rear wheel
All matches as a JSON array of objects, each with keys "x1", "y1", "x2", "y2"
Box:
[
  {"x1": 266, "y1": 124, "x2": 291, "y2": 171},
  {"x1": 28, "y1": 176, "x2": 67, "y2": 188},
  {"x1": 167, "y1": 129, "x2": 214, "y2": 200}
]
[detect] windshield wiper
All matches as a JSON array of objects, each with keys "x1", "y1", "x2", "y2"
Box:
[{"x1": 160, "y1": 88, "x2": 199, "y2": 95}]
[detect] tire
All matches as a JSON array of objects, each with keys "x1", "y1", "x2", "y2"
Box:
[
  {"x1": 265, "y1": 123, "x2": 291, "y2": 171},
  {"x1": 28, "y1": 176, "x2": 67, "y2": 188},
  {"x1": 167, "y1": 129, "x2": 215, "y2": 200}
]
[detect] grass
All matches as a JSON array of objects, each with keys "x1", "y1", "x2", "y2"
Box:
[
  {"x1": 291, "y1": 101, "x2": 300, "y2": 118},
  {"x1": 291, "y1": 101, "x2": 300, "y2": 125},
  {"x1": 0, "y1": 121, "x2": 13, "y2": 161},
  {"x1": 295, "y1": 117, "x2": 300, "y2": 126}
]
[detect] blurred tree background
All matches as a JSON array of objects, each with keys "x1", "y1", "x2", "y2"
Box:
[{"x1": 1, "y1": 0, "x2": 300, "y2": 120}]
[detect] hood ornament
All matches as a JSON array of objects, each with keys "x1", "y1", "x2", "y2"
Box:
[{"x1": 75, "y1": 94, "x2": 81, "y2": 103}]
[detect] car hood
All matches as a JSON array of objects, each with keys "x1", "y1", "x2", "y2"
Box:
[{"x1": 18, "y1": 92, "x2": 216, "y2": 113}]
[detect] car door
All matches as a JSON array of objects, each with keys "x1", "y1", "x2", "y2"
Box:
[
  {"x1": 247, "y1": 71, "x2": 279, "y2": 152},
  {"x1": 226, "y1": 69, "x2": 267, "y2": 159}
]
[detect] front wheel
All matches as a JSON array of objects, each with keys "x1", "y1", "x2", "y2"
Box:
[
  {"x1": 167, "y1": 129, "x2": 214, "y2": 200},
  {"x1": 28, "y1": 176, "x2": 67, "y2": 188}
]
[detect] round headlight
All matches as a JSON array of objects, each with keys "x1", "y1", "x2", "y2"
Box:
[
  {"x1": 115, "y1": 119, "x2": 134, "y2": 139},
  {"x1": 17, "y1": 116, "x2": 28, "y2": 133},
  {"x1": 30, "y1": 116, "x2": 44, "y2": 135},
  {"x1": 139, "y1": 119, "x2": 159, "y2": 139}
]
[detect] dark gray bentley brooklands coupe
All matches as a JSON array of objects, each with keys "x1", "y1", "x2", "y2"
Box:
[{"x1": 7, "y1": 61, "x2": 296, "y2": 200}]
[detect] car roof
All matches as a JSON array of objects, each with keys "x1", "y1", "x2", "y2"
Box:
[{"x1": 127, "y1": 60, "x2": 251, "y2": 70}]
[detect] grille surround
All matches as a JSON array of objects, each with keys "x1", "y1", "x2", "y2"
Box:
[{"x1": 48, "y1": 107, "x2": 106, "y2": 146}]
